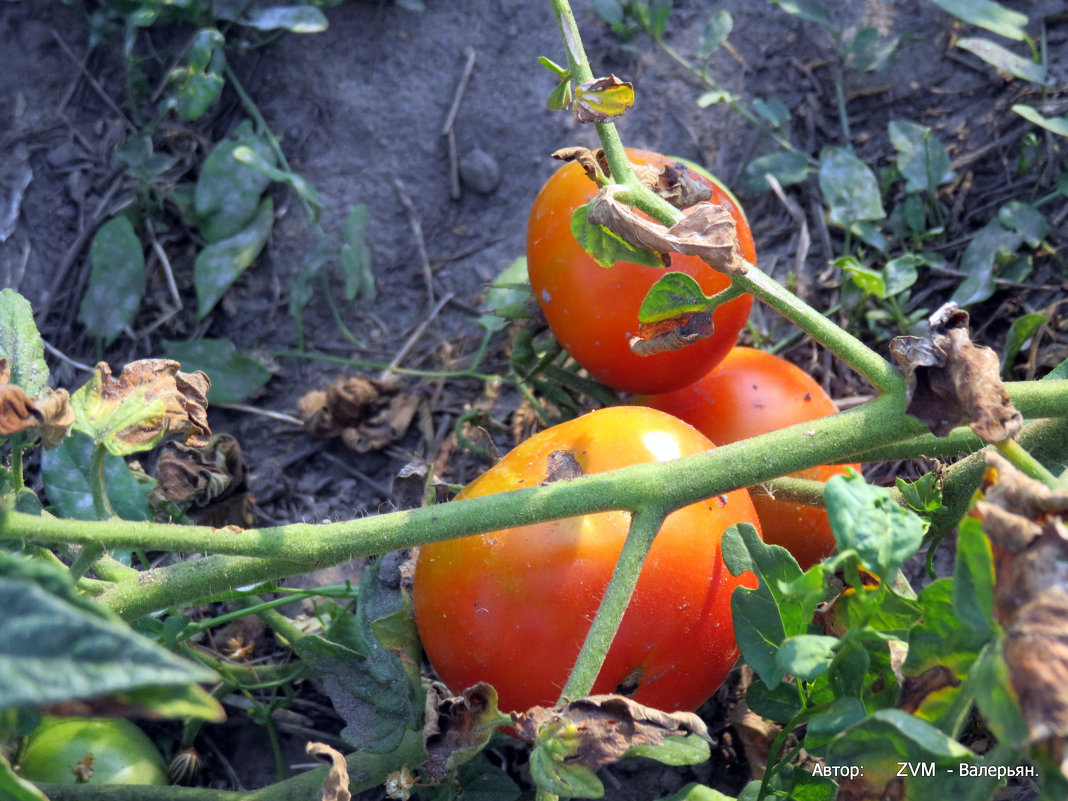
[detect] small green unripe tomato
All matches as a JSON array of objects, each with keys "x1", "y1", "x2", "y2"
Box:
[{"x1": 18, "y1": 717, "x2": 168, "y2": 785}]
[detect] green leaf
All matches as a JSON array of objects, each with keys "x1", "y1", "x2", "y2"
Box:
[
  {"x1": 697, "y1": 10, "x2": 732, "y2": 59},
  {"x1": 293, "y1": 557, "x2": 418, "y2": 752},
  {"x1": 289, "y1": 235, "x2": 331, "y2": 324},
  {"x1": 1000, "y1": 312, "x2": 1048, "y2": 378},
  {"x1": 547, "y1": 79, "x2": 573, "y2": 111},
  {"x1": 0, "y1": 289, "x2": 48, "y2": 396},
  {"x1": 952, "y1": 516, "x2": 996, "y2": 637},
  {"x1": 648, "y1": 0, "x2": 672, "y2": 39},
  {"x1": 777, "y1": 634, "x2": 838, "y2": 680},
  {"x1": 232, "y1": 145, "x2": 321, "y2": 222},
  {"x1": 997, "y1": 200, "x2": 1048, "y2": 247},
  {"x1": 825, "y1": 709, "x2": 986, "y2": 798},
  {"x1": 746, "y1": 678, "x2": 803, "y2": 724},
  {"x1": 452, "y1": 759, "x2": 522, "y2": 801},
  {"x1": 884, "y1": 254, "x2": 922, "y2": 295},
  {"x1": 1012, "y1": 104, "x2": 1068, "y2": 137},
  {"x1": 846, "y1": 27, "x2": 898, "y2": 71},
  {"x1": 825, "y1": 472, "x2": 924, "y2": 580},
  {"x1": 949, "y1": 217, "x2": 1023, "y2": 307},
  {"x1": 340, "y1": 203, "x2": 375, "y2": 302},
  {"x1": 0, "y1": 753, "x2": 49, "y2": 801},
  {"x1": 658, "y1": 784, "x2": 736, "y2": 801},
  {"x1": 956, "y1": 37, "x2": 1046, "y2": 84},
  {"x1": 239, "y1": 5, "x2": 328, "y2": 32},
  {"x1": 195, "y1": 120, "x2": 275, "y2": 243},
  {"x1": 479, "y1": 256, "x2": 531, "y2": 333},
  {"x1": 79, "y1": 216, "x2": 145, "y2": 345},
  {"x1": 751, "y1": 96, "x2": 790, "y2": 130},
  {"x1": 769, "y1": 0, "x2": 830, "y2": 28},
  {"x1": 118, "y1": 682, "x2": 224, "y2": 722},
  {"x1": 537, "y1": 56, "x2": 569, "y2": 78},
  {"x1": 723, "y1": 523, "x2": 813, "y2": 687},
  {"x1": 895, "y1": 471, "x2": 944, "y2": 515},
  {"x1": 627, "y1": 733, "x2": 710, "y2": 766},
  {"x1": 971, "y1": 641, "x2": 1028, "y2": 745},
  {"x1": 807, "y1": 696, "x2": 866, "y2": 742},
  {"x1": 570, "y1": 204, "x2": 663, "y2": 269},
  {"x1": 637, "y1": 272, "x2": 711, "y2": 325},
  {"x1": 171, "y1": 28, "x2": 225, "y2": 120},
  {"x1": 162, "y1": 338, "x2": 271, "y2": 405},
  {"x1": 818, "y1": 147, "x2": 886, "y2": 226},
  {"x1": 889, "y1": 120, "x2": 954, "y2": 193},
  {"x1": 0, "y1": 552, "x2": 215, "y2": 712},
  {"x1": 841, "y1": 258, "x2": 886, "y2": 298},
  {"x1": 195, "y1": 196, "x2": 274, "y2": 319},
  {"x1": 40, "y1": 430, "x2": 153, "y2": 521},
  {"x1": 592, "y1": 0, "x2": 624, "y2": 26},
  {"x1": 529, "y1": 746, "x2": 603, "y2": 798},
  {"x1": 743, "y1": 151, "x2": 811, "y2": 192},
  {"x1": 926, "y1": 0, "x2": 1028, "y2": 40}
]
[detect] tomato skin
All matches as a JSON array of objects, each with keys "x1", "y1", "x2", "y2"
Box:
[
  {"x1": 639, "y1": 347, "x2": 859, "y2": 569},
  {"x1": 18, "y1": 717, "x2": 169, "y2": 785},
  {"x1": 526, "y1": 149, "x2": 755, "y2": 395},
  {"x1": 413, "y1": 406, "x2": 760, "y2": 714}
]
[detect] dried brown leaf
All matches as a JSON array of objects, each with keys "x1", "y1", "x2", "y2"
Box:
[
  {"x1": 653, "y1": 162, "x2": 713, "y2": 209},
  {"x1": 299, "y1": 375, "x2": 419, "y2": 452},
  {"x1": 551, "y1": 147, "x2": 606, "y2": 184},
  {"x1": 150, "y1": 433, "x2": 255, "y2": 526},
  {"x1": 511, "y1": 694, "x2": 709, "y2": 770},
  {"x1": 307, "y1": 742, "x2": 350, "y2": 801},
  {"x1": 889, "y1": 304, "x2": 1022, "y2": 442},
  {"x1": 423, "y1": 682, "x2": 508, "y2": 781},
  {"x1": 587, "y1": 185, "x2": 746, "y2": 275},
  {"x1": 0, "y1": 382, "x2": 74, "y2": 448},
  {"x1": 629, "y1": 311, "x2": 716, "y2": 356}
]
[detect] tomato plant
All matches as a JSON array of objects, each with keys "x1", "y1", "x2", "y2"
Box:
[
  {"x1": 526, "y1": 148, "x2": 755, "y2": 395},
  {"x1": 18, "y1": 717, "x2": 169, "y2": 785},
  {"x1": 640, "y1": 347, "x2": 860, "y2": 569},
  {"x1": 412, "y1": 406, "x2": 760, "y2": 714}
]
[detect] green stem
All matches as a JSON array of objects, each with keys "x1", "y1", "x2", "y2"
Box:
[
  {"x1": 89, "y1": 442, "x2": 115, "y2": 520},
  {"x1": 995, "y1": 437, "x2": 1061, "y2": 489},
  {"x1": 559, "y1": 506, "x2": 666, "y2": 701},
  {"x1": 10, "y1": 435, "x2": 25, "y2": 490}
]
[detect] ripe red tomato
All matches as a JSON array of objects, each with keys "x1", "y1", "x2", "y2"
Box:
[
  {"x1": 526, "y1": 148, "x2": 755, "y2": 395},
  {"x1": 639, "y1": 347, "x2": 859, "y2": 569},
  {"x1": 413, "y1": 406, "x2": 760, "y2": 714}
]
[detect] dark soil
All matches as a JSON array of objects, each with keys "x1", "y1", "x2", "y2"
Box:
[{"x1": 2, "y1": 0, "x2": 1066, "y2": 796}]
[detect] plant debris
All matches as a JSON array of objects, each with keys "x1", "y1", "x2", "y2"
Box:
[
  {"x1": 149, "y1": 433, "x2": 255, "y2": 526},
  {"x1": 511, "y1": 694, "x2": 709, "y2": 770},
  {"x1": 889, "y1": 304, "x2": 1023, "y2": 442},
  {"x1": 298, "y1": 375, "x2": 420, "y2": 452},
  {"x1": 306, "y1": 742, "x2": 350, "y2": 801},
  {"x1": 422, "y1": 682, "x2": 510, "y2": 780}
]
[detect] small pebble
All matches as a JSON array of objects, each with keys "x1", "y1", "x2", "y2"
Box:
[{"x1": 459, "y1": 148, "x2": 500, "y2": 195}]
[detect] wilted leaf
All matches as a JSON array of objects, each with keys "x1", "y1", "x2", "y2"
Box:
[
  {"x1": 630, "y1": 311, "x2": 715, "y2": 356},
  {"x1": 79, "y1": 216, "x2": 145, "y2": 345},
  {"x1": 306, "y1": 742, "x2": 350, "y2": 801},
  {"x1": 150, "y1": 434, "x2": 254, "y2": 526},
  {"x1": 573, "y1": 75, "x2": 634, "y2": 123},
  {"x1": 513, "y1": 694, "x2": 709, "y2": 771},
  {"x1": 0, "y1": 363, "x2": 73, "y2": 449},
  {"x1": 70, "y1": 359, "x2": 211, "y2": 456},
  {"x1": 423, "y1": 682, "x2": 510, "y2": 780},
  {"x1": 587, "y1": 185, "x2": 747, "y2": 274},
  {"x1": 551, "y1": 147, "x2": 606, "y2": 184},
  {"x1": 889, "y1": 303, "x2": 1023, "y2": 441}
]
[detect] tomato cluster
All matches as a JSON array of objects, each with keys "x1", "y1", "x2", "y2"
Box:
[
  {"x1": 413, "y1": 406, "x2": 759, "y2": 714},
  {"x1": 526, "y1": 148, "x2": 755, "y2": 395}
]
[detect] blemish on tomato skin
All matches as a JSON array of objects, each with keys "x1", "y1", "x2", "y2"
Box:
[{"x1": 541, "y1": 289, "x2": 552, "y2": 303}]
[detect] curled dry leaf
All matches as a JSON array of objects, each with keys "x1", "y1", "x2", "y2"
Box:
[
  {"x1": 422, "y1": 682, "x2": 510, "y2": 781},
  {"x1": 976, "y1": 451, "x2": 1068, "y2": 750},
  {"x1": 0, "y1": 357, "x2": 73, "y2": 449},
  {"x1": 551, "y1": 147, "x2": 606, "y2": 184},
  {"x1": 150, "y1": 433, "x2": 255, "y2": 527},
  {"x1": 630, "y1": 312, "x2": 716, "y2": 356},
  {"x1": 889, "y1": 303, "x2": 1022, "y2": 442},
  {"x1": 298, "y1": 375, "x2": 420, "y2": 452},
  {"x1": 551, "y1": 148, "x2": 712, "y2": 209},
  {"x1": 587, "y1": 185, "x2": 747, "y2": 276},
  {"x1": 572, "y1": 75, "x2": 634, "y2": 123},
  {"x1": 71, "y1": 359, "x2": 211, "y2": 455},
  {"x1": 511, "y1": 694, "x2": 709, "y2": 771},
  {"x1": 306, "y1": 742, "x2": 350, "y2": 801}
]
